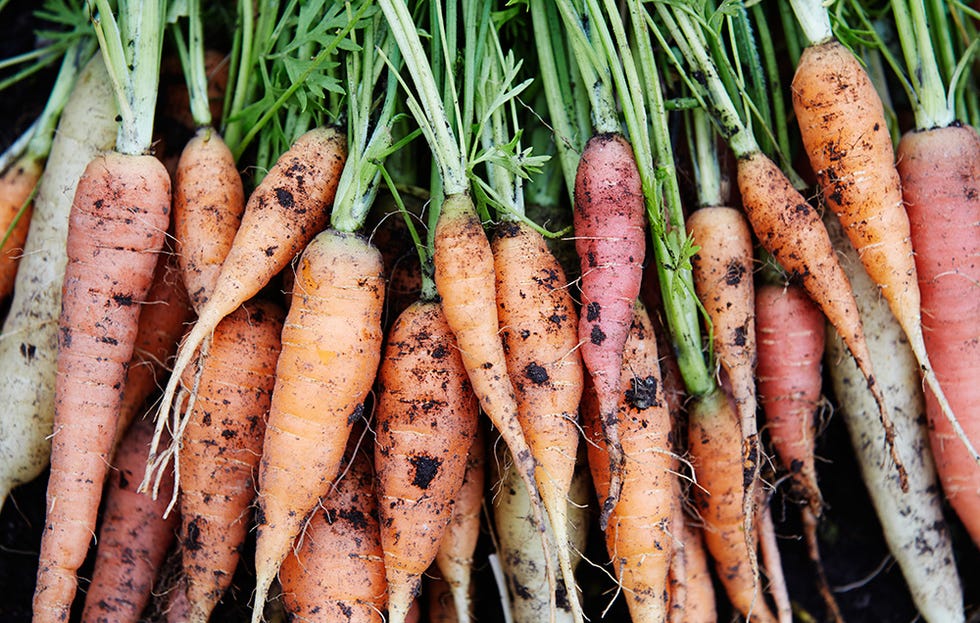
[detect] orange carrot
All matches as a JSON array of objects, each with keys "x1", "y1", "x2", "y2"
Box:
[
  {"x1": 176, "y1": 299, "x2": 284, "y2": 623},
  {"x1": 755, "y1": 283, "x2": 825, "y2": 513},
  {"x1": 582, "y1": 300, "x2": 676, "y2": 623},
  {"x1": 736, "y1": 151, "x2": 906, "y2": 488},
  {"x1": 149, "y1": 127, "x2": 347, "y2": 477},
  {"x1": 172, "y1": 128, "x2": 244, "y2": 312},
  {"x1": 491, "y1": 220, "x2": 583, "y2": 617},
  {"x1": 688, "y1": 386, "x2": 776, "y2": 623},
  {"x1": 667, "y1": 511, "x2": 717, "y2": 623},
  {"x1": 374, "y1": 299, "x2": 479, "y2": 623},
  {"x1": 251, "y1": 228, "x2": 384, "y2": 622},
  {"x1": 573, "y1": 132, "x2": 646, "y2": 525},
  {"x1": 897, "y1": 124, "x2": 980, "y2": 547},
  {"x1": 791, "y1": 35, "x2": 971, "y2": 468},
  {"x1": 435, "y1": 426, "x2": 485, "y2": 623},
  {"x1": 279, "y1": 427, "x2": 387, "y2": 623},
  {"x1": 0, "y1": 155, "x2": 43, "y2": 300},
  {"x1": 33, "y1": 151, "x2": 171, "y2": 622},
  {"x1": 80, "y1": 419, "x2": 178, "y2": 623}
]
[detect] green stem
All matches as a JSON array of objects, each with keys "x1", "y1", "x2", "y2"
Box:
[
  {"x1": 778, "y1": 1, "x2": 804, "y2": 66},
  {"x1": 222, "y1": 0, "x2": 254, "y2": 150},
  {"x1": 25, "y1": 39, "x2": 93, "y2": 161},
  {"x1": 90, "y1": 0, "x2": 165, "y2": 155},
  {"x1": 183, "y1": 0, "x2": 211, "y2": 128},
  {"x1": 379, "y1": 0, "x2": 466, "y2": 195},
  {"x1": 692, "y1": 107, "x2": 722, "y2": 208},
  {"x1": 531, "y1": 0, "x2": 583, "y2": 200},
  {"x1": 553, "y1": 0, "x2": 619, "y2": 133},
  {"x1": 752, "y1": 2, "x2": 791, "y2": 161},
  {"x1": 788, "y1": 0, "x2": 833, "y2": 47},
  {"x1": 894, "y1": 0, "x2": 955, "y2": 128}
]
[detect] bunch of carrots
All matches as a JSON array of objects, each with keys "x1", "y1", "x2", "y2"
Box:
[{"x1": 0, "y1": 0, "x2": 978, "y2": 622}]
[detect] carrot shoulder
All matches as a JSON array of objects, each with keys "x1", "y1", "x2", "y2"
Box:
[{"x1": 33, "y1": 153, "x2": 171, "y2": 622}]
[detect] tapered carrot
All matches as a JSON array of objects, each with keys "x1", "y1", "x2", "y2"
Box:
[
  {"x1": 687, "y1": 206, "x2": 757, "y2": 462},
  {"x1": 176, "y1": 299, "x2": 284, "y2": 623},
  {"x1": 667, "y1": 511, "x2": 716, "y2": 623},
  {"x1": 375, "y1": 299, "x2": 479, "y2": 623},
  {"x1": 574, "y1": 132, "x2": 646, "y2": 525},
  {"x1": 789, "y1": 0, "x2": 973, "y2": 468},
  {"x1": 80, "y1": 420, "x2": 178, "y2": 623},
  {"x1": 582, "y1": 300, "x2": 676, "y2": 623},
  {"x1": 435, "y1": 426, "x2": 485, "y2": 623},
  {"x1": 172, "y1": 128, "x2": 244, "y2": 312},
  {"x1": 251, "y1": 229, "x2": 384, "y2": 623},
  {"x1": 898, "y1": 124, "x2": 980, "y2": 547},
  {"x1": 688, "y1": 387, "x2": 777, "y2": 623},
  {"x1": 279, "y1": 427, "x2": 387, "y2": 623},
  {"x1": 148, "y1": 126, "x2": 347, "y2": 481},
  {"x1": 33, "y1": 148, "x2": 171, "y2": 621},
  {"x1": 492, "y1": 220, "x2": 584, "y2": 618},
  {"x1": 755, "y1": 283, "x2": 825, "y2": 514}
]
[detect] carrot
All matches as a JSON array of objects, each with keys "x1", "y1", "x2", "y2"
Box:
[
  {"x1": 374, "y1": 299, "x2": 479, "y2": 623},
  {"x1": 789, "y1": 0, "x2": 974, "y2": 468},
  {"x1": 736, "y1": 151, "x2": 906, "y2": 487},
  {"x1": 80, "y1": 419, "x2": 178, "y2": 623},
  {"x1": 824, "y1": 210, "x2": 966, "y2": 623},
  {"x1": 279, "y1": 426, "x2": 387, "y2": 623},
  {"x1": 667, "y1": 511, "x2": 716, "y2": 623},
  {"x1": 114, "y1": 253, "x2": 193, "y2": 450},
  {"x1": 172, "y1": 128, "x2": 244, "y2": 312},
  {"x1": 175, "y1": 299, "x2": 284, "y2": 623},
  {"x1": 32, "y1": 146, "x2": 171, "y2": 621},
  {"x1": 687, "y1": 206, "x2": 757, "y2": 468},
  {"x1": 0, "y1": 155, "x2": 42, "y2": 299},
  {"x1": 491, "y1": 219, "x2": 584, "y2": 618},
  {"x1": 378, "y1": 6, "x2": 555, "y2": 603},
  {"x1": 688, "y1": 386, "x2": 777, "y2": 623},
  {"x1": 433, "y1": 421, "x2": 485, "y2": 623},
  {"x1": 148, "y1": 126, "x2": 347, "y2": 478},
  {"x1": 582, "y1": 300, "x2": 676, "y2": 623},
  {"x1": 755, "y1": 283, "x2": 825, "y2": 514},
  {"x1": 250, "y1": 228, "x2": 384, "y2": 623},
  {"x1": 492, "y1": 440, "x2": 591, "y2": 623},
  {"x1": 430, "y1": 193, "x2": 554, "y2": 588},
  {"x1": 573, "y1": 132, "x2": 646, "y2": 525},
  {"x1": 898, "y1": 123, "x2": 980, "y2": 546},
  {"x1": 0, "y1": 53, "x2": 117, "y2": 508}
]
